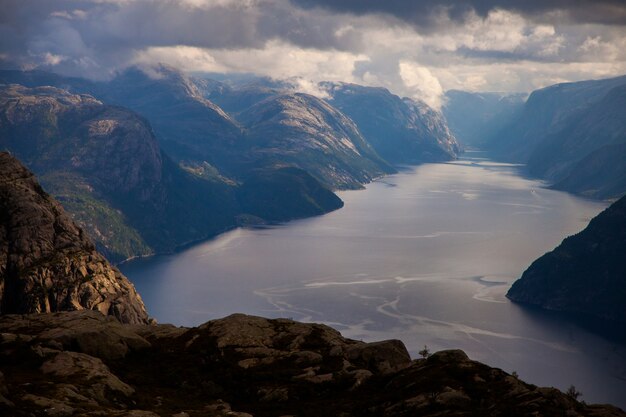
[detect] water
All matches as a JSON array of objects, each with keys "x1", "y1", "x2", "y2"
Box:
[{"x1": 122, "y1": 152, "x2": 626, "y2": 407}]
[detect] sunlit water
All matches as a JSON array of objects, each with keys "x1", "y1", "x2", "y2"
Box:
[{"x1": 122, "y1": 152, "x2": 626, "y2": 407}]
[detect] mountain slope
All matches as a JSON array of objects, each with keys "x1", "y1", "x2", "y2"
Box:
[
  {"x1": 507, "y1": 195, "x2": 626, "y2": 325},
  {"x1": 0, "y1": 152, "x2": 149, "y2": 324},
  {"x1": 487, "y1": 75, "x2": 626, "y2": 199},
  {"x1": 0, "y1": 84, "x2": 239, "y2": 262},
  {"x1": 442, "y1": 90, "x2": 526, "y2": 147},
  {"x1": 324, "y1": 82, "x2": 460, "y2": 164},
  {"x1": 490, "y1": 75, "x2": 626, "y2": 162},
  {"x1": 525, "y1": 84, "x2": 626, "y2": 198},
  {"x1": 551, "y1": 143, "x2": 626, "y2": 200},
  {"x1": 100, "y1": 66, "x2": 243, "y2": 166},
  {"x1": 237, "y1": 167, "x2": 344, "y2": 221},
  {"x1": 238, "y1": 92, "x2": 393, "y2": 189}
]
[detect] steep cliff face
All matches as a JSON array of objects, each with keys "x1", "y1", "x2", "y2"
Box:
[
  {"x1": 238, "y1": 92, "x2": 393, "y2": 189},
  {"x1": 442, "y1": 90, "x2": 526, "y2": 147},
  {"x1": 0, "y1": 84, "x2": 240, "y2": 262},
  {"x1": 525, "y1": 84, "x2": 626, "y2": 199},
  {"x1": 490, "y1": 75, "x2": 626, "y2": 162},
  {"x1": 485, "y1": 75, "x2": 626, "y2": 199},
  {"x1": 0, "y1": 152, "x2": 149, "y2": 324},
  {"x1": 101, "y1": 66, "x2": 244, "y2": 166},
  {"x1": 1, "y1": 311, "x2": 623, "y2": 416},
  {"x1": 324, "y1": 82, "x2": 460, "y2": 164},
  {"x1": 507, "y1": 195, "x2": 626, "y2": 325}
]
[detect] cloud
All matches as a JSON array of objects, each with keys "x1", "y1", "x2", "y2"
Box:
[
  {"x1": 0, "y1": 0, "x2": 625, "y2": 110},
  {"x1": 133, "y1": 41, "x2": 367, "y2": 83},
  {"x1": 399, "y1": 61, "x2": 444, "y2": 109},
  {"x1": 291, "y1": 0, "x2": 626, "y2": 26}
]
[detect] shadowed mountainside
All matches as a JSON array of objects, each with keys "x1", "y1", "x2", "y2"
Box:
[
  {"x1": 0, "y1": 152, "x2": 149, "y2": 324},
  {"x1": 507, "y1": 195, "x2": 626, "y2": 325},
  {"x1": 487, "y1": 75, "x2": 626, "y2": 199},
  {"x1": 324, "y1": 82, "x2": 460, "y2": 164},
  {"x1": 442, "y1": 90, "x2": 526, "y2": 147}
]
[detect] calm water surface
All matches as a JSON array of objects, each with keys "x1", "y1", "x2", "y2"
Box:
[{"x1": 122, "y1": 152, "x2": 626, "y2": 407}]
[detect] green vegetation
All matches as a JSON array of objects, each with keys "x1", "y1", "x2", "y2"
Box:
[{"x1": 40, "y1": 172, "x2": 152, "y2": 263}]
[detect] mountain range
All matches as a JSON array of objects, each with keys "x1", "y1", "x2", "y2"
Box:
[
  {"x1": 0, "y1": 67, "x2": 459, "y2": 262},
  {"x1": 485, "y1": 75, "x2": 626, "y2": 199}
]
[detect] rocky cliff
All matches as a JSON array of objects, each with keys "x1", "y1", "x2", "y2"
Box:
[
  {"x1": 1, "y1": 310, "x2": 623, "y2": 417},
  {"x1": 238, "y1": 92, "x2": 393, "y2": 189},
  {"x1": 507, "y1": 195, "x2": 626, "y2": 325},
  {"x1": 486, "y1": 75, "x2": 626, "y2": 199},
  {"x1": 0, "y1": 152, "x2": 149, "y2": 324},
  {"x1": 101, "y1": 65, "x2": 243, "y2": 166},
  {"x1": 324, "y1": 82, "x2": 460, "y2": 164},
  {"x1": 0, "y1": 84, "x2": 240, "y2": 262},
  {"x1": 525, "y1": 84, "x2": 626, "y2": 199}
]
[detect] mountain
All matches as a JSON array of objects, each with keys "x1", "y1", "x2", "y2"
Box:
[
  {"x1": 2, "y1": 310, "x2": 624, "y2": 416},
  {"x1": 196, "y1": 77, "x2": 280, "y2": 114},
  {"x1": 0, "y1": 152, "x2": 149, "y2": 324},
  {"x1": 486, "y1": 75, "x2": 626, "y2": 199},
  {"x1": 0, "y1": 84, "x2": 347, "y2": 261},
  {"x1": 507, "y1": 195, "x2": 626, "y2": 326},
  {"x1": 0, "y1": 84, "x2": 239, "y2": 262},
  {"x1": 324, "y1": 82, "x2": 460, "y2": 165},
  {"x1": 237, "y1": 167, "x2": 344, "y2": 221},
  {"x1": 525, "y1": 84, "x2": 626, "y2": 199},
  {"x1": 442, "y1": 90, "x2": 526, "y2": 147},
  {"x1": 100, "y1": 68, "x2": 392, "y2": 190},
  {"x1": 490, "y1": 75, "x2": 626, "y2": 162},
  {"x1": 99, "y1": 66, "x2": 244, "y2": 167},
  {"x1": 237, "y1": 92, "x2": 393, "y2": 189}
]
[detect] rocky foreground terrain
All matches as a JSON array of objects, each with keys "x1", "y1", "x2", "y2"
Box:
[
  {"x1": 0, "y1": 152, "x2": 149, "y2": 324},
  {"x1": 1, "y1": 310, "x2": 624, "y2": 417}
]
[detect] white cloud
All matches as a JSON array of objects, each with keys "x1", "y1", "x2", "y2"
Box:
[
  {"x1": 133, "y1": 41, "x2": 367, "y2": 84},
  {"x1": 1, "y1": 0, "x2": 626, "y2": 109},
  {"x1": 398, "y1": 61, "x2": 444, "y2": 110}
]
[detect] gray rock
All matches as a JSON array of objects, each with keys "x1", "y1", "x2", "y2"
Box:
[
  {"x1": 346, "y1": 339, "x2": 412, "y2": 374},
  {"x1": 0, "y1": 152, "x2": 150, "y2": 324}
]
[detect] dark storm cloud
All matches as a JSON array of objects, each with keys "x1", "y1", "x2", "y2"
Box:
[
  {"x1": 291, "y1": 0, "x2": 626, "y2": 26},
  {"x1": 0, "y1": 0, "x2": 367, "y2": 78}
]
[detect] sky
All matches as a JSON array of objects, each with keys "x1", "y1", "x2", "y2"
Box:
[{"x1": 1, "y1": 0, "x2": 626, "y2": 109}]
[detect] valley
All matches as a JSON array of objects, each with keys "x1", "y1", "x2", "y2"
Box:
[{"x1": 121, "y1": 152, "x2": 626, "y2": 408}]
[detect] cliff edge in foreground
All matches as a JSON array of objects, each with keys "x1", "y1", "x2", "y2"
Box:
[
  {"x1": 0, "y1": 152, "x2": 149, "y2": 324},
  {"x1": 0, "y1": 311, "x2": 623, "y2": 416}
]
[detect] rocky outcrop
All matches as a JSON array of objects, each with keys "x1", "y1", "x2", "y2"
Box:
[
  {"x1": 0, "y1": 152, "x2": 149, "y2": 324},
  {"x1": 1, "y1": 310, "x2": 623, "y2": 416},
  {"x1": 507, "y1": 195, "x2": 626, "y2": 325}
]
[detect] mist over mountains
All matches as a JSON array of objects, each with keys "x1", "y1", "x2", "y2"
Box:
[{"x1": 444, "y1": 75, "x2": 626, "y2": 200}]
